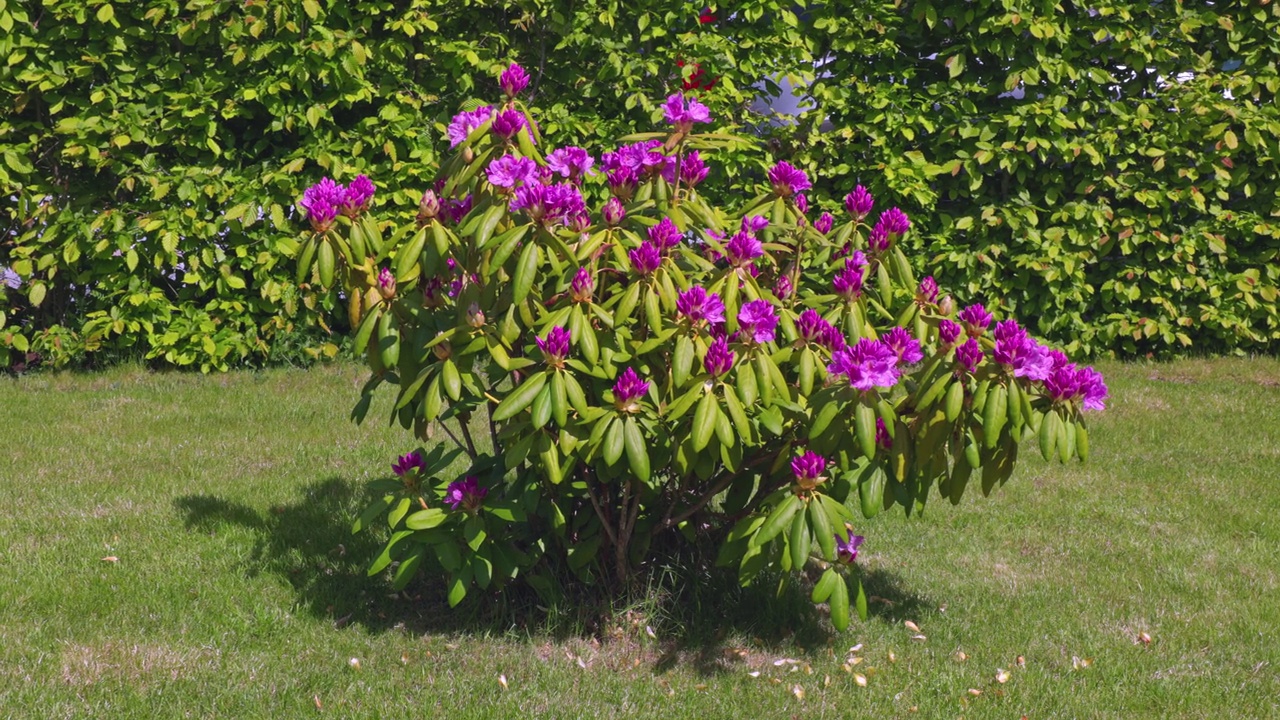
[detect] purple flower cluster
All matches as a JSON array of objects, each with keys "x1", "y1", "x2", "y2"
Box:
[
  {"x1": 828, "y1": 338, "x2": 901, "y2": 391},
  {"x1": 491, "y1": 108, "x2": 527, "y2": 139},
  {"x1": 958, "y1": 304, "x2": 993, "y2": 336},
  {"x1": 867, "y1": 223, "x2": 890, "y2": 253},
  {"x1": 628, "y1": 241, "x2": 662, "y2": 276},
  {"x1": 392, "y1": 451, "x2": 426, "y2": 477},
  {"x1": 704, "y1": 336, "x2": 735, "y2": 377},
  {"x1": 833, "y1": 252, "x2": 869, "y2": 300},
  {"x1": 844, "y1": 185, "x2": 874, "y2": 220},
  {"x1": 499, "y1": 62, "x2": 529, "y2": 97},
  {"x1": 992, "y1": 319, "x2": 1052, "y2": 381},
  {"x1": 954, "y1": 338, "x2": 984, "y2": 375},
  {"x1": 444, "y1": 476, "x2": 488, "y2": 511},
  {"x1": 938, "y1": 319, "x2": 963, "y2": 347},
  {"x1": 663, "y1": 92, "x2": 712, "y2": 131},
  {"x1": 773, "y1": 273, "x2": 793, "y2": 300},
  {"x1": 613, "y1": 367, "x2": 650, "y2": 412},
  {"x1": 676, "y1": 286, "x2": 726, "y2": 326},
  {"x1": 795, "y1": 309, "x2": 845, "y2": 351},
  {"x1": 509, "y1": 182, "x2": 587, "y2": 227},
  {"x1": 791, "y1": 451, "x2": 826, "y2": 487},
  {"x1": 546, "y1": 146, "x2": 595, "y2": 182},
  {"x1": 602, "y1": 139, "x2": 670, "y2": 199},
  {"x1": 737, "y1": 299, "x2": 779, "y2": 344},
  {"x1": 879, "y1": 207, "x2": 911, "y2": 237},
  {"x1": 917, "y1": 276, "x2": 939, "y2": 304},
  {"x1": 725, "y1": 231, "x2": 763, "y2": 268},
  {"x1": 1043, "y1": 352, "x2": 1108, "y2": 410},
  {"x1": 486, "y1": 154, "x2": 539, "y2": 189},
  {"x1": 662, "y1": 151, "x2": 709, "y2": 187},
  {"x1": 537, "y1": 325, "x2": 572, "y2": 366},
  {"x1": 648, "y1": 217, "x2": 683, "y2": 252},
  {"x1": 814, "y1": 212, "x2": 835, "y2": 235},
  {"x1": 301, "y1": 175, "x2": 376, "y2": 232},
  {"x1": 882, "y1": 327, "x2": 923, "y2": 368},
  {"x1": 768, "y1": 161, "x2": 811, "y2": 197},
  {"x1": 447, "y1": 105, "x2": 493, "y2": 147},
  {"x1": 569, "y1": 267, "x2": 593, "y2": 303}
]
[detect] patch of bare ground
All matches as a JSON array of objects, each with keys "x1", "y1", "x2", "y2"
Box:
[{"x1": 59, "y1": 642, "x2": 221, "y2": 687}]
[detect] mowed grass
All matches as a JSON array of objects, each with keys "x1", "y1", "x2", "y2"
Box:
[{"x1": 2, "y1": 358, "x2": 1279, "y2": 718}]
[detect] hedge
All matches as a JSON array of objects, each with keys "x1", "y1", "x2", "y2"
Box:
[{"x1": 1, "y1": 0, "x2": 1276, "y2": 369}]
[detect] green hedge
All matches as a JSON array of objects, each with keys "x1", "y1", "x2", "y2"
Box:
[{"x1": 1, "y1": 0, "x2": 1276, "y2": 369}]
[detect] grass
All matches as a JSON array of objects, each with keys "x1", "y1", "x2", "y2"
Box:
[{"x1": 2, "y1": 358, "x2": 1279, "y2": 718}]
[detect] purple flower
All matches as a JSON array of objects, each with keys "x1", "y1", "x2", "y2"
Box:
[
  {"x1": 1080, "y1": 367, "x2": 1109, "y2": 411},
  {"x1": 628, "y1": 241, "x2": 662, "y2": 276},
  {"x1": 954, "y1": 338, "x2": 984, "y2": 375},
  {"x1": 570, "y1": 267, "x2": 593, "y2": 302},
  {"x1": 992, "y1": 320, "x2": 1052, "y2": 381},
  {"x1": 300, "y1": 177, "x2": 344, "y2": 232},
  {"x1": 392, "y1": 451, "x2": 426, "y2": 477},
  {"x1": 499, "y1": 61, "x2": 530, "y2": 97},
  {"x1": 602, "y1": 197, "x2": 626, "y2": 226},
  {"x1": 882, "y1": 327, "x2": 923, "y2": 367},
  {"x1": 444, "y1": 195, "x2": 473, "y2": 224},
  {"x1": 835, "y1": 532, "x2": 865, "y2": 563},
  {"x1": 0, "y1": 266, "x2": 20, "y2": 290},
  {"x1": 486, "y1": 154, "x2": 539, "y2": 189},
  {"x1": 917, "y1": 276, "x2": 939, "y2": 304},
  {"x1": 875, "y1": 418, "x2": 892, "y2": 450},
  {"x1": 536, "y1": 326, "x2": 572, "y2": 366},
  {"x1": 704, "y1": 336, "x2": 736, "y2": 377},
  {"x1": 676, "y1": 286, "x2": 726, "y2": 326},
  {"x1": 938, "y1": 319, "x2": 963, "y2": 347},
  {"x1": 768, "y1": 161, "x2": 811, "y2": 197},
  {"x1": 958, "y1": 304, "x2": 993, "y2": 336},
  {"x1": 878, "y1": 207, "x2": 911, "y2": 237},
  {"x1": 510, "y1": 182, "x2": 585, "y2": 226},
  {"x1": 737, "y1": 299, "x2": 779, "y2": 344},
  {"x1": 791, "y1": 451, "x2": 827, "y2": 487},
  {"x1": 648, "y1": 217, "x2": 683, "y2": 252},
  {"x1": 447, "y1": 105, "x2": 493, "y2": 147},
  {"x1": 491, "y1": 109, "x2": 527, "y2": 139},
  {"x1": 820, "y1": 324, "x2": 847, "y2": 352},
  {"x1": 833, "y1": 253, "x2": 869, "y2": 299},
  {"x1": 546, "y1": 146, "x2": 595, "y2": 181},
  {"x1": 814, "y1": 212, "x2": 834, "y2": 235},
  {"x1": 663, "y1": 92, "x2": 712, "y2": 130},
  {"x1": 613, "y1": 367, "x2": 650, "y2": 412},
  {"x1": 725, "y1": 231, "x2": 763, "y2": 268},
  {"x1": 1044, "y1": 360, "x2": 1108, "y2": 411},
  {"x1": 741, "y1": 215, "x2": 770, "y2": 234},
  {"x1": 341, "y1": 175, "x2": 376, "y2": 217},
  {"x1": 662, "y1": 150, "x2": 709, "y2": 186},
  {"x1": 417, "y1": 189, "x2": 440, "y2": 222},
  {"x1": 795, "y1": 193, "x2": 809, "y2": 214},
  {"x1": 377, "y1": 267, "x2": 396, "y2": 297},
  {"x1": 444, "y1": 476, "x2": 488, "y2": 512},
  {"x1": 773, "y1": 273, "x2": 793, "y2": 300},
  {"x1": 844, "y1": 185, "x2": 874, "y2": 220},
  {"x1": 796, "y1": 309, "x2": 828, "y2": 344},
  {"x1": 828, "y1": 338, "x2": 900, "y2": 391},
  {"x1": 867, "y1": 222, "x2": 890, "y2": 253}
]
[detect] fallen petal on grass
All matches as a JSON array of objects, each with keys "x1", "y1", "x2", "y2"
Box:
[
  {"x1": 854, "y1": 673, "x2": 868, "y2": 687},
  {"x1": 996, "y1": 668, "x2": 1011, "y2": 683},
  {"x1": 904, "y1": 621, "x2": 921, "y2": 632}
]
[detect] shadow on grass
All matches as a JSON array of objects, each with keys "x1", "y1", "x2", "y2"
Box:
[{"x1": 175, "y1": 478, "x2": 930, "y2": 674}]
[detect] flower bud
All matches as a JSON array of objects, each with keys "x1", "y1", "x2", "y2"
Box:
[
  {"x1": 417, "y1": 189, "x2": 440, "y2": 223},
  {"x1": 939, "y1": 295, "x2": 955, "y2": 316},
  {"x1": 377, "y1": 267, "x2": 396, "y2": 299},
  {"x1": 466, "y1": 302, "x2": 486, "y2": 328},
  {"x1": 432, "y1": 334, "x2": 453, "y2": 360},
  {"x1": 602, "y1": 197, "x2": 626, "y2": 226}
]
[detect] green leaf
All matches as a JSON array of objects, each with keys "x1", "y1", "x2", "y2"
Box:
[
  {"x1": 405, "y1": 507, "x2": 447, "y2": 530},
  {"x1": 812, "y1": 567, "x2": 839, "y2": 603},
  {"x1": 692, "y1": 391, "x2": 718, "y2": 452},
  {"x1": 602, "y1": 417, "x2": 624, "y2": 465},
  {"x1": 512, "y1": 242, "x2": 539, "y2": 303},
  {"x1": 491, "y1": 371, "x2": 547, "y2": 421},
  {"x1": 96, "y1": 4, "x2": 115, "y2": 23},
  {"x1": 829, "y1": 574, "x2": 850, "y2": 631},
  {"x1": 623, "y1": 416, "x2": 650, "y2": 481}
]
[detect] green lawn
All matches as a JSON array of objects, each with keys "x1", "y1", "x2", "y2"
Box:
[{"x1": 2, "y1": 358, "x2": 1279, "y2": 718}]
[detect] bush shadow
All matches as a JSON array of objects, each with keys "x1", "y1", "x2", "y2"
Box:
[{"x1": 174, "y1": 479, "x2": 933, "y2": 674}]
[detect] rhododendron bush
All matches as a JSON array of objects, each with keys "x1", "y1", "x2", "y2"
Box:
[{"x1": 295, "y1": 64, "x2": 1107, "y2": 630}]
